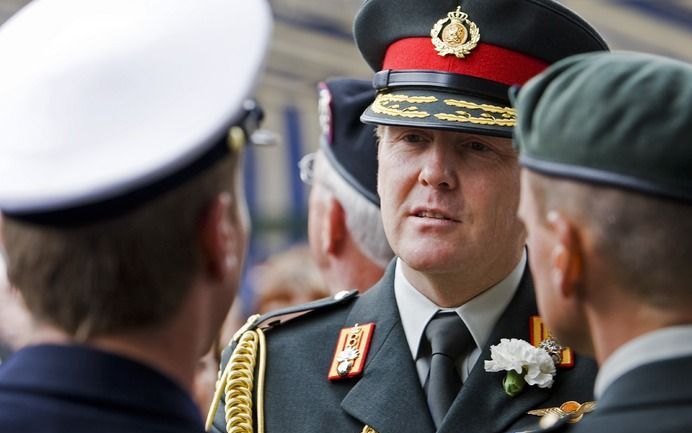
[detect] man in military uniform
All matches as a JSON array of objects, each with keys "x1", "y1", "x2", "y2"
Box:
[
  {"x1": 302, "y1": 78, "x2": 394, "y2": 293},
  {"x1": 515, "y1": 51, "x2": 692, "y2": 433},
  {"x1": 210, "y1": 1, "x2": 607, "y2": 433},
  {"x1": 0, "y1": 1, "x2": 271, "y2": 432}
]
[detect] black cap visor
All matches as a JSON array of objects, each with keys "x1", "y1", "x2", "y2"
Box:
[{"x1": 361, "y1": 86, "x2": 514, "y2": 138}]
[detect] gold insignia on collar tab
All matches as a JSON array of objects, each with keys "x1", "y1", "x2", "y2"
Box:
[
  {"x1": 328, "y1": 323, "x2": 375, "y2": 380},
  {"x1": 430, "y1": 5, "x2": 480, "y2": 58},
  {"x1": 530, "y1": 316, "x2": 574, "y2": 368}
]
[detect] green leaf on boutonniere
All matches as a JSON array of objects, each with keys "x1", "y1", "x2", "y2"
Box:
[{"x1": 502, "y1": 369, "x2": 526, "y2": 397}]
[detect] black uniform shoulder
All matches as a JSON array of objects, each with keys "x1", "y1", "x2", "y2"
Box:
[{"x1": 221, "y1": 290, "x2": 359, "y2": 357}]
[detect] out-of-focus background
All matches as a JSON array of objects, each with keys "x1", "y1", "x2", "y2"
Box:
[{"x1": 1, "y1": 0, "x2": 690, "y2": 314}]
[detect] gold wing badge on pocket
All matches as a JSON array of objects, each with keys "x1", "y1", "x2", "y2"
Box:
[{"x1": 528, "y1": 400, "x2": 596, "y2": 426}]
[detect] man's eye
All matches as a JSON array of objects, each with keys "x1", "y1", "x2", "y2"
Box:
[
  {"x1": 402, "y1": 134, "x2": 426, "y2": 143},
  {"x1": 469, "y1": 141, "x2": 489, "y2": 151}
]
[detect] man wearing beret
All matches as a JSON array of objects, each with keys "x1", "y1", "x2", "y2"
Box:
[
  {"x1": 210, "y1": 1, "x2": 608, "y2": 433},
  {"x1": 301, "y1": 78, "x2": 394, "y2": 294},
  {"x1": 0, "y1": 1, "x2": 271, "y2": 432},
  {"x1": 515, "y1": 51, "x2": 692, "y2": 433}
]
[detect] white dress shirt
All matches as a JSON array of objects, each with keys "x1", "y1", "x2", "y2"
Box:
[
  {"x1": 394, "y1": 250, "x2": 527, "y2": 386},
  {"x1": 594, "y1": 325, "x2": 692, "y2": 398}
]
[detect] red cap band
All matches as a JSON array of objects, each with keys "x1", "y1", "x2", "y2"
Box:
[{"x1": 382, "y1": 38, "x2": 548, "y2": 86}]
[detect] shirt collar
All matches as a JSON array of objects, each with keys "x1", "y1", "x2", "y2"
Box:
[
  {"x1": 594, "y1": 324, "x2": 692, "y2": 398},
  {"x1": 394, "y1": 250, "x2": 527, "y2": 360}
]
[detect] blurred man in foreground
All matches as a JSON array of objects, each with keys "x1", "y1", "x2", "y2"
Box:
[
  {"x1": 0, "y1": 1, "x2": 271, "y2": 432},
  {"x1": 515, "y1": 51, "x2": 692, "y2": 432}
]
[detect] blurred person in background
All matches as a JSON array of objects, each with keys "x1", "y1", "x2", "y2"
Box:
[
  {"x1": 300, "y1": 78, "x2": 394, "y2": 294},
  {"x1": 252, "y1": 244, "x2": 329, "y2": 314}
]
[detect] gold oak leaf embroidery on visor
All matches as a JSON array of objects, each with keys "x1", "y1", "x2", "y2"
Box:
[
  {"x1": 436, "y1": 99, "x2": 517, "y2": 126},
  {"x1": 371, "y1": 94, "x2": 437, "y2": 118}
]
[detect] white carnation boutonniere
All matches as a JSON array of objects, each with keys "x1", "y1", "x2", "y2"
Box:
[{"x1": 484, "y1": 338, "x2": 561, "y2": 397}]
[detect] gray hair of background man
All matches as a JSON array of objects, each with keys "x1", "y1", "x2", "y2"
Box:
[{"x1": 313, "y1": 150, "x2": 394, "y2": 268}]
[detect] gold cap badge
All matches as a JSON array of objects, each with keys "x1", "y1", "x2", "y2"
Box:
[
  {"x1": 430, "y1": 6, "x2": 480, "y2": 58},
  {"x1": 328, "y1": 323, "x2": 375, "y2": 380}
]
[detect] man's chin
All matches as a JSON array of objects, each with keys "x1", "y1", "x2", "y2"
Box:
[{"x1": 398, "y1": 250, "x2": 463, "y2": 275}]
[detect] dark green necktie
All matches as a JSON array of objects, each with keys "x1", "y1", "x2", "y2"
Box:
[{"x1": 424, "y1": 312, "x2": 473, "y2": 429}]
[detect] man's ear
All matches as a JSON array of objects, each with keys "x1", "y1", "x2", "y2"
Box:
[
  {"x1": 321, "y1": 197, "x2": 346, "y2": 256},
  {"x1": 547, "y1": 210, "x2": 584, "y2": 299},
  {"x1": 199, "y1": 192, "x2": 236, "y2": 281}
]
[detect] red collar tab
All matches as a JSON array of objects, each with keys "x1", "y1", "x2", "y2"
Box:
[
  {"x1": 530, "y1": 316, "x2": 574, "y2": 368},
  {"x1": 328, "y1": 323, "x2": 376, "y2": 380}
]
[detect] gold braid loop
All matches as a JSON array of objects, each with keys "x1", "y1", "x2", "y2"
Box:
[
  {"x1": 224, "y1": 331, "x2": 259, "y2": 433},
  {"x1": 206, "y1": 327, "x2": 267, "y2": 433}
]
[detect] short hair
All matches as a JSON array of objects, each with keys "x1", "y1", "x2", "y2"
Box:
[
  {"x1": 314, "y1": 151, "x2": 394, "y2": 268},
  {"x1": 525, "y1": 170, "x2": 692, "y2": 308},
  {"x1": 2, "y1": 152, "x2": 238, "y2": 339}
]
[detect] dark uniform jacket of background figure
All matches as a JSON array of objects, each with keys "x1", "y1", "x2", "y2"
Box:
[
  {"x1": 211, "y1": 261, "x2": 597, "y2": 433},
  {"x1": 538, "y1": 356, "x2": 692, "y2": 433},
  {"x1": 0, "y1": 345, "x2": 204, "y2": 433}
]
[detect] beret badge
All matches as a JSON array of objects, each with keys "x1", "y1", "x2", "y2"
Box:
[{"x1": 430, "y1": 6, "x2": 480, "y2": 59}]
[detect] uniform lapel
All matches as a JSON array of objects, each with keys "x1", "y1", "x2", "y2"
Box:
[
  {"x1": 340, "y1": 262, "x2": 436, "y2": 433},
  {"x1": 438, "y1": 269, "x2": 552, "y2": 433}
]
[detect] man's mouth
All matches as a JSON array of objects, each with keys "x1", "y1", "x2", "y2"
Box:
[{"x1": 413, "y1": 209, "x2": 460, "y2": 222}]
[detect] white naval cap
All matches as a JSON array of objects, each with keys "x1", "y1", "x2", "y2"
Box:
[{"x1": 0, "y1": 0, "x2": 272, "y2": 222}]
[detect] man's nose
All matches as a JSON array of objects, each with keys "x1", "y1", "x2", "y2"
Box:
[{"x1": 418, "y1": 144, "x2": 458, "y2": 190}]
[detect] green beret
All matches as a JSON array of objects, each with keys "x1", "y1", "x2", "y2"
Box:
[{"x1": 514, "y1": 52, "x2": 692, "y2": 203}]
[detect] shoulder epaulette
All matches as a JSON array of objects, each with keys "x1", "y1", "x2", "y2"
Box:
[
  {"x1": 205, "y1": 289, "x2": 359, "y2": 431},
  {"x1": 230, "y1": 289, "x2": 359, "y2": 344}
]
